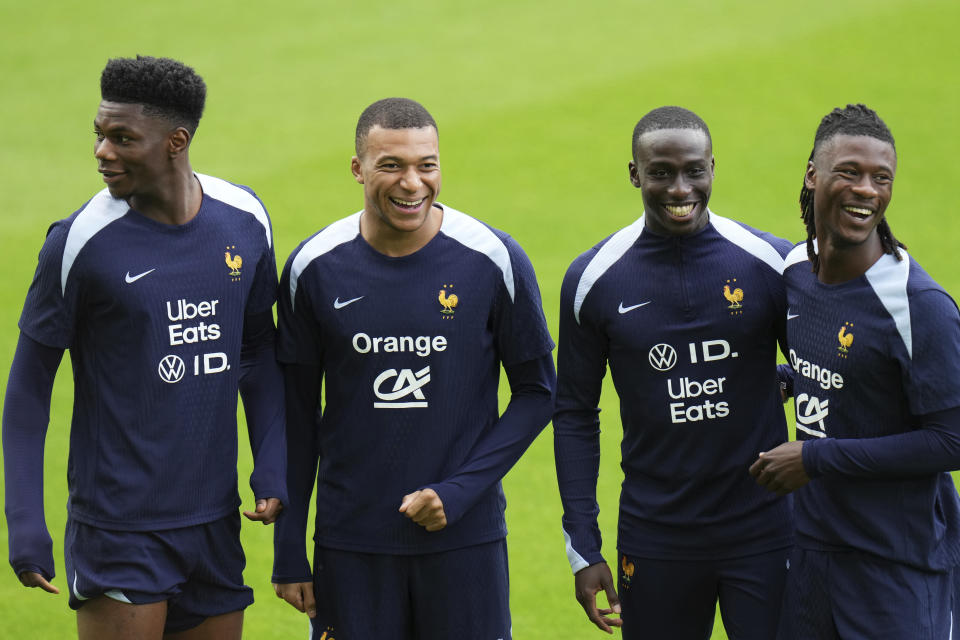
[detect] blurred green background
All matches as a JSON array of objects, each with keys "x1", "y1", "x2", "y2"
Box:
[{"x1": 1, "y1": 0, "x2": 958, "y2": 636}]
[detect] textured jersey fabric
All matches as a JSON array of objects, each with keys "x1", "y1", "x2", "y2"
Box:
[
  {"x1": 784, "y1": 246, "x2": 960, "y2": 572},
  {"x1": 13, "y1": 174, "x2": 281, "y2": 531},
  {"x1": 274, "y1": 204, "x2": 554, "y2": 565},
  {"x1": 555, "y1": 211, "x2": 795, "y2": 571}
]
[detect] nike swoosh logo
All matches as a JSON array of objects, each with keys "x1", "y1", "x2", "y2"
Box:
[
  {"x1": 124, "y1": 269, "x2": 156, "y2": 283},
  {"x1": 333, "y1": 296, "x2": 364, "y2": 309},
  {"x1": 787, "y1": 312, "x2": 800, "y2": 320},
  {"x1": 618, "y1": 301, "x2": 651, "y2": 314}
]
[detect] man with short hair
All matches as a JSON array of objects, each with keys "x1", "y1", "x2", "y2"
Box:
[
  {"x1": 3, "y1": 55, "x2": 286, "y2": 639},
  {"x1": 271, "y1": 97, "x2": 556, "y2": 639},
  {"x1": 555, "y1": 106, "x2": 794, "y2": 638},
  {"x1": 752, "y1": 103, "x2": 960, "y2": 639}
]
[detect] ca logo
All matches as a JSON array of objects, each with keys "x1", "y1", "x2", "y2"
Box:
[
  {"x1": 373, "y1": 366, "x2": 431, "y2": 408},
  {"x1": 648, "y1": 343, "x2": 678, "y2": 371},
  {"x1": 158, "y1": 355, "x2": 185, "y2": 383},
  {"x1": 795, "y1": 393, "x2": 829, "y2": 438}
]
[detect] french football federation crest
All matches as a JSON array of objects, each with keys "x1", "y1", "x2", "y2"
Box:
[
  {"x1": 723, "y1": 278, "x2": 743, "y2": 315},
  {"x1": 620, "y1": 555, "x2": 635, "y2": 589},
  {"x1": 225, "y1": 245, "x2": 242, "y2": 281},
  {"x1": 837, "y1": 322, "x2": 854, "y2": 358},
  {"x1": 438, "y1": 284, "x2": 458, "y2": 319}
]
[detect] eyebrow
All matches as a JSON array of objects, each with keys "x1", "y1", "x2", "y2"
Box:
[{"x1": 377, "y1": 154, "x2": 439, "y2": 163}]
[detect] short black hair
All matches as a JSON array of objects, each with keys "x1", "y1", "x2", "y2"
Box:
[
  {"x1": 632, "y1": 106, "x2": 712, "y2": 163},
  {"x1": 799, "y1": 104, "x2": 903, "y2": 273},
  {"x1": 355, "y1": 98, "x2": 437, "y2": 156},
  {"x1": 100, "y1": 56, "x2": 206, "y2": 134}
]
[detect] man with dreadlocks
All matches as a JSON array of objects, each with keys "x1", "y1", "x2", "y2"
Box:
[
  {"x1": 3, "y1": 56, "x2": 286, "y2": 638},
  {"x1": 751, "y1": 103, "x2": 960, "y2": 638},
  {"x1": 555, "y1": 106, "x2": 794, "y2": 639}
]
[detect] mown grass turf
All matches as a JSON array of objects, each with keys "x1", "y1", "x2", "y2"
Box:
[{"x1": 1, "y1": 0, "x2": 957, "y2": 636}]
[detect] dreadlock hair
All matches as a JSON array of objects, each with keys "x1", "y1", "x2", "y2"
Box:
[
  {"x1": 632, "y1": 106, "x2": 711, "y2": 164},
  {"x1": 799, "y1": 103, "x2": 904, "y2": 273},
  {"x1": 100, "y1": 56, "x2": 206, "y2": 135},
  {"x1": 355, "y1": 98, "x2": 437, "y2": 157}
]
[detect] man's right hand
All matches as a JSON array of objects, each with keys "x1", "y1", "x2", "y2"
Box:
[
  {"x1": 574, "y1": 562, "x2": 622, "y2": 633},
  {"x1": 273, "y1": 581, "x2": 316, "y2": 618},
  {"x1": 19, "y1": 571, "x2": 59, "y2": 594}
]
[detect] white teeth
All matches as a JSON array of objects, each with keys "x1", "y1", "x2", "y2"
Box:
[
  {"x1": 665, "y1": 204, "x2": 695, "y2": 217},
  {"x1": 391, "y1": 197, "x2": 424, "y2": 207},
  {"x1": 844, "y1": 206, "x2": 873, "y2": 216}
]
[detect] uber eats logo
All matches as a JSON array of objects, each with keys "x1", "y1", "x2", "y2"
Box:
[
  {"x1": 158, "y1": 297, "x2": 230, "y2": 383},
  {"x1": 648, "y1": 339, "x2": 738, "y2": 424}
]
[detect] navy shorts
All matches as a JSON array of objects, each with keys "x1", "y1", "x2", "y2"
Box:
[
  {"x1": 617, "y1": 548, "x2": 789, "y2": 640},
  {"x1": 310, "y1": 539, "x2": 511, "y2": 640},
  {"x1": 64, "y1": 512, "x2": 253, "y2": 633},
  {"x1": 778, "y1": 546, "x2": 955, "y2": 640}
]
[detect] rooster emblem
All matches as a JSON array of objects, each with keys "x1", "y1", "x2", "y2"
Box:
[
  {"x1": 438, "y1": 287, "x2": 458, "y2": 315},
  {"x1": 621, "y1": 555, "x2": 635, "y2": 588},
  {"x1": 723, "y1": 279, "x2": 743, "y2": 309},
  {"x1": 225, "y1": 250, "x2": 242, "y2": 277},
  {"x1": 838, "y1": 323, "x2": 854, "y2": 355}
]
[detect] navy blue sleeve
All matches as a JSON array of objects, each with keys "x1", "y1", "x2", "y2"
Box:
[
  {"x1": 777, "y1": 363, "x2": 795, "y2": 400},
  {"x1": 2, "y1": 333, "x2": 64, "y2": 580},
  {"x1": 426, "y1": 352, "x2": 556, "y2": 525},
  {"x1": 271, "y1": 362, "x2": 321, "y2": 583},
  {"x1": 553, "y1": 254, "x2": 608, "y2": 573},
  {"x1": 239, "y1": 309, "x2": 287, "y2": 505},
  {"x1": 803, "y1": 406, "x2": 960, "y2": 478}
]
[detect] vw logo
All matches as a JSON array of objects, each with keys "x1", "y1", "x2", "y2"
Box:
[
  {"x1": 158, "y1": 355, "x2": 186, "y2": 383},
  {"x1": 648, "y1": 343, "x2": 678, "y2": 371}
]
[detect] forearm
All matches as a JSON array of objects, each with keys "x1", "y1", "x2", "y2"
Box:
[
  {"x1": 2, "y1": 333, "x2": 63, "y2": 579},
  {"x1": 272, "y1": 362, "x2": 321, "y2": 583},
  {"x1": 804, "y1": 406, "x2": 960, "y2": 478},
  {"x1": 239, "y1": 311, "x2": 287, "y2": 503},
  {"x1": 426, "y1": 354, "x2": 556, "y2": 525}
]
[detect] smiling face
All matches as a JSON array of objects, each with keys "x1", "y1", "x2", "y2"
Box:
[
  {"x1": 94, "y1": 100, "x2": 180, "y2": 202},
  {"x1": 629, "y1": 128, "x2": 714, "y2": 236},
  {"x1": 807, "y1": 134, "x2": 896, "y2": 252},
  {"x1": 352, "y1": 125, "x2": 442, "y2": 251}
]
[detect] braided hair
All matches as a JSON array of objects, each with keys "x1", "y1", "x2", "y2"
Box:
[{"x1": 799, "y1": 104, "x2": 904, "y2": 273}]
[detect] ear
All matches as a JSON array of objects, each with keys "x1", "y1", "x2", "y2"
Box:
[
  {"x1": 804, "y1": 160, "x2": 817, "y2": 191},
  {"x1": 710, "y1": 155, "x2": 716, "y2": 177},
  {"x1": 628, "y1": 161, "x2": 641, "y2": 188},
  {"x1": 351, "y1": 156, "x2": 364, "y2": 184},
  {"x1": 168, "y1": 127, "x2": 191, "y2": 157}
]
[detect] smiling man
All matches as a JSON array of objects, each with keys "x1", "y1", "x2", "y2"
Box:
[
  {"x1": 2, "y1": 56, "x2": 286, "y2": 638},
  {"x1": 751, "y1": 104, "x2": 960, "y2": 639},
  {"x1": 271, "y1": 97, "x2": 555, "y2": 640},
  {"x1": 554, "y1": 106, "x2": 795, "y2": 639}
]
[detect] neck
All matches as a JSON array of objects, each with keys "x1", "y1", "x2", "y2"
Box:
[
  {"x1": 129, "y1": 166, "x2": 202, "y2": 226},
  {"x1": 360, "y1": 205, "x2": 443, "y2": 257},
  {"x1": 816, "y1": 232, "x2": 884, "y2": 284}
]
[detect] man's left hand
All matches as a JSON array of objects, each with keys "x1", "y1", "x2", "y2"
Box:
[
  {"x1": 399, "y1": 488, "x2": 447, "y2": 531},
  {"x1": 750, "y1": 441, "x2": 809, "y2": 496}
]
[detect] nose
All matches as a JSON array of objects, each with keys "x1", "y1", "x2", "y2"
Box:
[
  {"x1": 94, "y1": 138, "x2": 115, "y2": 161},
  {"x1": 850, "y1": 176, "x2": 878, "y2": 199},
  {"x1": 399, "y1": 166, "x2": 423, "y2": 192},
  {"x1": 667, "y1": 175, "x2": 691, "y2": 199}
]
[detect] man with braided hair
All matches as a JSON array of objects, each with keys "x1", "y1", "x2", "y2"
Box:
[
  {"x1": 3, "y1": 56, "x2": 286, "y2": 638},
  {"x1": 752, "y1": 104, "x2": 960, "y2": 639},
  {"x1": 555, "y1": 106, "x2": 794, "y2": 639}
]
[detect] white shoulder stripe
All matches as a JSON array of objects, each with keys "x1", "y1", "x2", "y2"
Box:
[
  {"x1": 574, "y1": 217, "x2": 645, "y2": 324},
  {"x1": 866, "y1": 251, "x2": 913, "y2": 358},
  {"x1": 710, "y1": 212, "x2": 785, "y2": 274},
  {"x1": 439, "y1": 205, "x2": 515, "y2": 301},
  {"x1": 196, "y1": 173, "x2": 272, "y2": 248},
  {"x1": 61, "y1": 190, "x2": 129, "y2": 294},
  {"x1": 784, "y1": 244, "x2": 810, "y2": 271},
  {"x1": 289, "y1": 212, "x2": 362, "y2": 309}
]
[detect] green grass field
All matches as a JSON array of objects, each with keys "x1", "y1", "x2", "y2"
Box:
[{"x1": 1, "y1": 0, "x2": 958, "y2": 636}]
